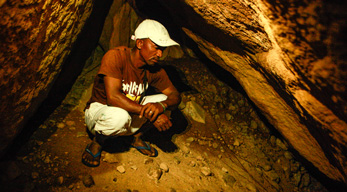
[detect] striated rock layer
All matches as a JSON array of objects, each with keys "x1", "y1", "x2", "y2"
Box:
[
  {"x1": 152, "y1": 0, "x2": 347, "y2": 183},
  {"x1": 0, "y1": 0, "x2": 96, "y2": 156}
]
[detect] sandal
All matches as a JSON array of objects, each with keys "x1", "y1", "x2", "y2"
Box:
[
  {"x1": 82, "y1": 144, "x2": 102, "y2": 167},
  {"x1": 131, "y1": 142, "x2": 158, "y2": 157}
]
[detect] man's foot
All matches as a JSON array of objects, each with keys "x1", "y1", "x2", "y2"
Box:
[
  {"x1": 131, "y1": 137, "x2": 158, "y2": 157},
  {"x1": 82, "y1": 141, "x2": 102, "y2": 167}
]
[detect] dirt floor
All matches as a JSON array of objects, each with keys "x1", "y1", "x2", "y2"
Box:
[{"x1": 0, "y1": 54, "x2": 329, "y2": 192}]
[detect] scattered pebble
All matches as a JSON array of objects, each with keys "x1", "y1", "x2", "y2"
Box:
[
  {"x1": 212, "y1": 142, "x2": 218, "y2": 149},
  {"x1": 223, "y1": 173, "x2": 236, "y2": 186},
  {"x1": 186, "y1": 137, "x2": 195, "y2": 143},
  {"x1": 180, "y1": 145, "x2": 190, "y2": 154},
  {"x1": 263, "y1": 164, "x2": 272, "y2": 171},
  {"x1": 188, "y1": 161, "x2": 196, "y2": 167},
  {"x1": 103, "y1": 153, "x2": 119, "y2": 164},
  {"x1": 57, "y1": 176, "x2": 64, "y2": 185},
  {"x1": 57, "y1": 123, "x2": 65, "y2": 129},
  {"x1": 117, "y1": 165, "x2": 126, "y2": 173},
  {"x1": 144, "y1": 158, "x2": 153, "y2": 164},
  {"x1": 131, "y1": 165, "x2": 138, "y2": 170},
  {"x1": 200, "y1": 167, "x2": 212, "y2": 176},
  {"x1": 160, "y1": 163, "x2": 169, "y2": 172},
  {"x1": 83, "y1": 175, "x2": 95, "y2": 188},
  {"x1": 276, "y1": 138, "x2": 288, "y2": 150},
  {"x1": 148, "y1": 168, "x2": 162, "y2": 180},
  {"x1": 225, "y1": 113, "x2": 232, "y2": 121},
  {"x1": 250, "y1": 120, "x2": 257, "y2": 129},
  {"x1": 68, "y1": 184, "x2": 74, "y2": 189},
  {"x1": 233, "y1": 139, "x2": 240, "y2": 146},
  {"x1": 284, "y1": 151, "x2": 293, "y2": 160}
]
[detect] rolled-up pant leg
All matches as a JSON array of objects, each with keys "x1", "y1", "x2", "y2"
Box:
[{"x1": 84, "y1": 94, "x2": 168, "y2": 137}]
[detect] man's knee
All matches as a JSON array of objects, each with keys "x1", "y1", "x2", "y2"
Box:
[{"x1": 95, "y1": 107, "x2": 131, "y2": 136}]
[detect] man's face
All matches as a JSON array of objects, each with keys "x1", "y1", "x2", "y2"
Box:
[{"x1": 140, "y1": 38, "x2": 166, "y2": 65}]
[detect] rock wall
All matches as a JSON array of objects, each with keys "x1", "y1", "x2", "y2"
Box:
[
  {"x1": 0, "y1": 0, "x2": 95, "y2": 156},
  {"x1": 147, "y1": 0, "x2": 347, "y2": 183}
]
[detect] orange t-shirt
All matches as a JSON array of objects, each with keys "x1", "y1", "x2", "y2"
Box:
[{"x1": 86, "y1": 47, "x2": 173, "y2": 108}]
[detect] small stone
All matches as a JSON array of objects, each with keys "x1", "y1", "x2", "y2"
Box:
[
  {"x1": 223, "y1": 173, "x2": 236, "y2": 187},
  {"x1": 117, "y1": 165, "x2": 126, "y2": 173},
  {"x1": 225, "y1": 113, "x2": 232, "y2": 121},
  {"x1": 113, "y1": 177, "x2": 117, "y2": 182},
  {"x1": 130, "y1": 165, "x2": 138, "y2": 170},
  {"x1": 212, "y1": 142, "x2": 218, "y2": 148},
  {"x1": 57, "y1": 176, "x2": 64, "y2": 185},
  {"x1": 237, "y1": 99, "x2": 244, "y2": 106},
  {"x1": 148, "y1": 168, "x2": 162, "y2": 180},
  {"x1": 222, "y1": 167, "x2": 228, "y2": 173},
  {"x1": 178, "y1": 101, "x2": 186, "y2": 110},
  {"x1": 68, "y1": 184, "x2": 74, "y2": 189},
  {"x1": 291, "y1": 162, "x2": 300, "y2": 173},
  {"x1": 276, "y1": 138, "x2": 288, "y2": 150},
  {"x1": 301, "y1": 173, "x2": 311, "y2": 187},
  {"x1": 57, "y1": 123, "x2": 65, "y2": 129},
  {"x1": 269, "y1": 135, "x2": 276, "y2": 147},
  {"x1": 83, "y1": 175, "x2": 95, "y2": 188},
  {"x1": 233, "y1": 139, "x2": 240, "y2": 146},
  {"x1": 180, "y1": 145, "x2": 190, "y2": 154},
  {"x1": 160, "y1": 163, "x2": 169, "y2": 172},
  {"x1": 103, "y1": 153, "x2": 119, "y2": 164},
  {"x1": 144, "y1": 158, "x2": 153, "y2": 164},
  {"x1": 250, "y1": 120, "x2": 257, "y2": 129},
  {"x1": 294, "y1": 173, "x2": 302, "y2": 186},
  {"x1": 186, "y1": 137, "x2": 195, "y2": 143},
  {"x1": 200, "y1": 167, "x2": 212, "y2": 176},
  {"x1": 267, "y1": 170, "x2": 280, "y2": 183},
  {"x1": 188, "y1": 161, "x2": 196, "y2": 167},
  {"x1": 284, "y1": 151, "x2": 293, "y2": 160},
  {"x1": 196, "y1": 155, "x2": 204, "y2": 161},
  {"x1": 174, "y1": 157, "x2": 181, "y2": 165},
  {"x1": 246, "y1": 183, "x2": 257, "y2": 192},
  {"x1": 263, "y1": 164, "x2": 272, "y2": 171},
  {"x1": 44, "y1": 156, "x2": 51, "y2": 164},
  {"x1": 36, "y1": 140, "x2": 43, "y2": 146}
]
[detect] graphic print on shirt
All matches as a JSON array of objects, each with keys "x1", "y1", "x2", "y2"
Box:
[{"x1": 122, "y1": 80, "x2": 147, "y2": 103}]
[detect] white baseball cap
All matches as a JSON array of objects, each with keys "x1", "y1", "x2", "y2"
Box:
[{"x1": 132, "y1": 19, "x2": 179, "y2": 47}]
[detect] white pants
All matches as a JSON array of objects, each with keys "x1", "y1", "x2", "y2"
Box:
[{"x1": 85, "y1": 94, "x2": 167, "y2": 136}]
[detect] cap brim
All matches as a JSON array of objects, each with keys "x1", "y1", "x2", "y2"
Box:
[{"x1": 150, "y1": 37, "x2": 180, "y2": 47}]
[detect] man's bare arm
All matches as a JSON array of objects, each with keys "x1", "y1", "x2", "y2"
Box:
[
  {"x1": 104, "y1": 76, "x2": 142, "y2": 114},
  {"x1": 140, "y1": 84, "x2": 181, "y2": 122}
]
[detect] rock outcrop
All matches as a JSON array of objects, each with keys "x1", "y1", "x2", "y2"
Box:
[
  {"x1": 149, "y1": 0, "x2": 347, "y2": 183},
  {"x1": 0, "y1": 0, "x2": 104, "y2": 156}
]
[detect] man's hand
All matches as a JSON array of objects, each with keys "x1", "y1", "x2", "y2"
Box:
[
  {"x1": 153, "y1": 114, "x2": 172, "y2": 132},
  {"x1": 139, "y1": 102, "x2": 165, "y2": 122}
]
